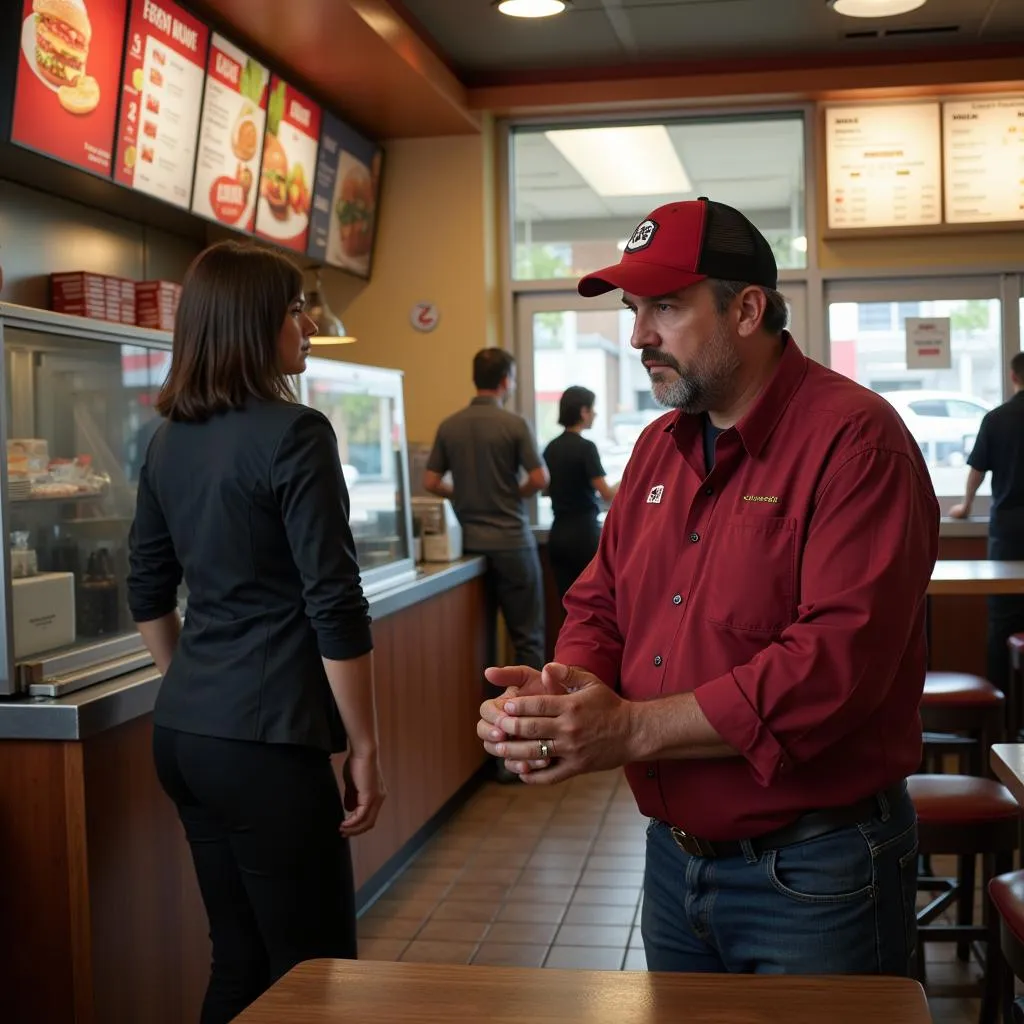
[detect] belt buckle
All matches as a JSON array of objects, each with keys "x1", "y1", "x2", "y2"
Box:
[{"x1": 670, "y1": 826, "x2": 715, "y2": 858}]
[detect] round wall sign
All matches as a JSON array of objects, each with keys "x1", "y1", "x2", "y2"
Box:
[{"x1": 410, "y1": 302, "x2": 440, "y2": 333}]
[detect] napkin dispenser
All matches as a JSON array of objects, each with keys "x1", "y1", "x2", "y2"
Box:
[{"x1": 411, "y1": 497, "x2": 463, "y2": 562}]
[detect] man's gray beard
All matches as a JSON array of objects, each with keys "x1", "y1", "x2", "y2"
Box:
[
  {"x1": 649, "y1": 325, "x2": 738, "y2": 414},
  {"x1": 653, "y1": 375, "x2": 702, "y2": 413}
]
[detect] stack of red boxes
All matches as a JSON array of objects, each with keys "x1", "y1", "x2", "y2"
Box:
[
  {"x1": 50, "y1": 272, "x2": 110, "y2": 321},
  {"x1": 106, "y1": 277, "x2": 136, "y2": 324},
  {"x1": 50, "y1": 273, "x2": 136, "y2": 324},
  {"x1": 135, "y1": 281, "x2": 182, "y2": 332}
]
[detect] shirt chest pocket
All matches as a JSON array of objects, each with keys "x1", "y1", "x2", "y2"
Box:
[{"x1": 704, "y1": 515, "x2": 798, "y2": 634}]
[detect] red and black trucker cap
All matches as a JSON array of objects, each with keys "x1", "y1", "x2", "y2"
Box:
[{"x1": 577, "y1": 197, "x2": 778, "y2": 299}]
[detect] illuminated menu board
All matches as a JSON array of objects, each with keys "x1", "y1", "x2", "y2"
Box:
[
  {"x1": 10, "y1": 0, "x2": 128, "y2": 177},
  {"x1": 190, "y1": 34, "x2": 269, "y2": 233},
  {"x1": 114, "y1": 0, "x2": 208, "y2": 209},
  {"x1": 825, "y1": 103, "x2": 942, "y2": 230},
  {"x1": 254, "y1": 76, "x2": 320, "y2": 253},
  {"x1": 943, "y1": 97, "x2": 1024, "y2": 225},
  {"x1": 308, "y1": 113, "x2": 383, "y2": 278}
]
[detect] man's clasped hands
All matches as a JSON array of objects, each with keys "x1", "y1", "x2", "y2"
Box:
[{"x1": 477, "y1": 663, "x2": 637, "y2": 784}]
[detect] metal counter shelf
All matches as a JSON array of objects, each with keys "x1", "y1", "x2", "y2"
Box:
[{"x1": 0, "y1": 556, "x2": 486, "y2": 742}]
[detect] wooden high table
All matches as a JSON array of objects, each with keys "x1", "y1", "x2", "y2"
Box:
[
  {"x1": 991, "y1": 743, "x2": 1024, "y2": 805},
  {"x1": 232, "y1": 960, "x2": 932, "y2": 1024},
  {"x1": 928, "y1": 560, "x2": 1024, "y2": 596}
]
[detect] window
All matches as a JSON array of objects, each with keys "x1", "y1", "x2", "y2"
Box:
[
  {"x1": 827, "y1": 286, "x2": 1003, "y2": 502},
  {"x1": 858, "y1": 304, "x2": 891, "y2": 332},
  {"x1": 511, "y1": 114, "x2": 807, "y2": 281}
]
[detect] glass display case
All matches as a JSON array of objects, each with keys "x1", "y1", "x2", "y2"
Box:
[
  {"x1": 298, "y1": 356, "x2": 416, "y2": 595},
  {"x1": 0, "y1": 305, "x2": 415, "y2": 697}
]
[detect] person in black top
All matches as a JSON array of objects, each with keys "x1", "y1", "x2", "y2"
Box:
[
  {"x1": 951, "y1": 352, "x2": 1024, "y2": 700},
  {"x1": 127, "y1": 241, "x2": 385, "y2": 1024},
  {"x1": 542, "y1": 386, "x2": 618, "y2": 599}
]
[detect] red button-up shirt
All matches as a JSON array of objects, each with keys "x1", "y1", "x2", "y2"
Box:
[{"x1": 555, "y1": 337, "x2": 940, "y2": 841}]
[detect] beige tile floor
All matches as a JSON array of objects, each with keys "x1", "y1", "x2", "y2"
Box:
[{"x1": 358, "y1": 769, "x2": 983, "y2": 1023}]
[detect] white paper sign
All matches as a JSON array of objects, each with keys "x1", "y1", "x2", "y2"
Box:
[{"x1": 905, "y1": 317, "x2": 952, "y2": 370}]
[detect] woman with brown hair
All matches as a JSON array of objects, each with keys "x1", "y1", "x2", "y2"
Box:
[{"x1": 127, "y1": 241, "x2": 384, "y2": 1024}]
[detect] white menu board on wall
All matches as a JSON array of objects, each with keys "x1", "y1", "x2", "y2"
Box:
[
  {"x1": 943, "y1": 97, "x2": 1024, "y2": 225},
  {"x1": 825, "y1": 103, "x2": 942, "y2": 230}
]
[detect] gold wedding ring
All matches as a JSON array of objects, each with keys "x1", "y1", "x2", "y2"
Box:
[{"x1": 539, "y1": 741, "x2": 551, "y2": 759}]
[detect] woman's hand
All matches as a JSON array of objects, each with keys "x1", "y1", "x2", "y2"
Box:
[{"x1": 340, "y1": 750, "x2": 386, "y2": 836}]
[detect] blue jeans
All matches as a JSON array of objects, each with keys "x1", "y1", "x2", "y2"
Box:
[{"x1": 641, "y1": 783, "x2": 918, "y2": 975}]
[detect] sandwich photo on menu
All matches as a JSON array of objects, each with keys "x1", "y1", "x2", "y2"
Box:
[
  {"x1": 257, "y1": 80, "x2": 312, "y2": 237},
  {"x1": 22, "y1": 0, "x2": 101, "y2": 116},
  {"x1": 327, "y1": 149, "x2": 381, "y2": 274}
]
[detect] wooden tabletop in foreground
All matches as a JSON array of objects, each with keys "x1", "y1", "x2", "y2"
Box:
[
  {"x1": 928, "y1": 560, "x2": 1024, "y2": 596},
  {"x1": 992, "y1": 743, "x2": 1024, "y2": 806},
  {"x1": 232, "y1": 959, "x2": 932, "y2": 1024}
]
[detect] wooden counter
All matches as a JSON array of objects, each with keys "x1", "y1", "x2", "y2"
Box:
[
  {"x1": 233, "y1": 959, "x2": 933, "y2": 1024},
  {"x1": 0, "y1": 561, "x2": 489, "y2": 1024}
]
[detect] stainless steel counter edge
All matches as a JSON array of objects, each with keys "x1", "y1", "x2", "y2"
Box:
[
  {"x1": 368, "y1": 557, "x2": 486, "y2": 620},
  {"x1": 0, "y1": 556, "x2": 487, "y2": 742}
]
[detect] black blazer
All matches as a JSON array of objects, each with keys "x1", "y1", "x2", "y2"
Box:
[{"x1": 128, "y1": 399, "x2": 373, "y2": 753}]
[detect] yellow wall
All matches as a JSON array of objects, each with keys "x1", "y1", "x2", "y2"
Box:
[
  {"x1": 318, "y1": 123, "x2": 499, "y2": 445},
  {"x1": 819, "y1": 230, "x2": 1024, "y2": 273}
]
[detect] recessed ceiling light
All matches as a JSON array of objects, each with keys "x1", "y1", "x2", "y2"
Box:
[
  {"x1": 546, "y1": 126, "x2": 692, "y2": 198},
  {"x1": 495, "y1": 0, "x2": 571, "y2": 18},
  {"x1": 828, "y1": 0, "x2": 928, "y2": 16}
]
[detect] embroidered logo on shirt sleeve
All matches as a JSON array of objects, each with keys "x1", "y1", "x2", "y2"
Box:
[{"x1": 647, "y1": 485, "x2": 665, "y2": 504}]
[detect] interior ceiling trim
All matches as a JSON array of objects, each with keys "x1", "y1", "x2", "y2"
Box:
[
  {"x1": 192, "y1": 0, "x2": 480, "y2": 139},
  {"x1": 468, "y1": 48, "x2": 1024, "y2": 116}
]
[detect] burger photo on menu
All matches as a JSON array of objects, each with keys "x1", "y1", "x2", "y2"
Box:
[
  {"x1": 257, "y1": 80, "x2": 313, "y2": 244},
  {"x1": 21, "y1": 0, "x2": 101, "y2": 116},
  {"x1": 327, "y1": 149, "x2": 381, "y2": 275}
]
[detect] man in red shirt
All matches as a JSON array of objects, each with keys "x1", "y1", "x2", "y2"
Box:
[{"x1": 478, "y1": 198, "x2": 939, "y2": 975}]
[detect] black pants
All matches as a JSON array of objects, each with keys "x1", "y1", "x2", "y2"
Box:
[
  {"x1": 988, "y1": 534, "x2": 1024, "y2": 703},
  {"x1": 472, "y1": 545, "x2": 545, "y2": 693},
  {"x1": 153, "y1": 726, "x2": 356, "y2": 1024},
  {"x1": 548, "y1": 515, "x2": 601, "y2": 600}
]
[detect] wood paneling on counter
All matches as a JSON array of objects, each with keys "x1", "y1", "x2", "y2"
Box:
[
  {"x1": 0, "y1": 576, "x2": 488, "y2": 1023},
  {"x1": 348, "y1": 575, "x2": 488, "y2": 891}
]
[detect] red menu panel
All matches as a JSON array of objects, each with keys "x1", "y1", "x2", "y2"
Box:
[
  {"x1": 254, "y1": 76, "x2": 320, "y2": 253},
  {"x1": 10, "y1": 0, "x2": 128, "y2": 177},
  {"x1": 114, "y1": 0, "x2": 208, "y2": 209},
  {"x1": 190, "y1": 34, "x2": 269, "y2": 233}
]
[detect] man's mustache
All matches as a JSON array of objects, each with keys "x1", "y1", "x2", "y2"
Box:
[{"x1": 641, "y1": 353, "x2": 681, "y2": 373}]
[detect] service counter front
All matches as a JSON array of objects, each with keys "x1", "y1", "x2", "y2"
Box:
[{"x1": 0, "y1": 557, "x2": 488, "y2": 1024}]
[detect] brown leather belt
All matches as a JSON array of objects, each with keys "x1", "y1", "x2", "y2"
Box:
[{"x1": 667, "y1": 785, "x2": 905, "y2": 859}]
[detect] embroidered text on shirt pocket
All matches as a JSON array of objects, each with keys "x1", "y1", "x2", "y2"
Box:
[{"x1": 704, "y1": 515, "x2": 797, "y2": 633}]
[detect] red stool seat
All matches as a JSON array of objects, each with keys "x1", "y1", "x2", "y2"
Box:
[
  {"x1": 923, "y1": 672, "x2": 1003, "y2": 707},
  {"x1": 908, "y1": 774, "x2": 1019, "y2": 825},
  {"x1": 990, "y1": 871, "x2": 1024, "y2": 947}
]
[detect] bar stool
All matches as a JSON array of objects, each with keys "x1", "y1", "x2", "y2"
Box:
[
  {"x1": 921, "y1": 672, "x2": 1005, "y2": 776},
  {"x1": 909, "y1": 774, "x2": 1019, "y2": 1024},
  {"x1": 988, "y1": 870, "x2": 1024, "y2": 1024},
  {"x1": 1008, "y1": 635, "x2": 1024, "y2": 742}
]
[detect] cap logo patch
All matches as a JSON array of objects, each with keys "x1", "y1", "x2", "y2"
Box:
[{"x1": 625, "y1": 219, "x2": 657, "y2": 253}]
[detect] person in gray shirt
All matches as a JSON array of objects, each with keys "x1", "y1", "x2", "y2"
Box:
[{"x1": 425, "y1": 349, "x2": 548, "y2": 779}]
